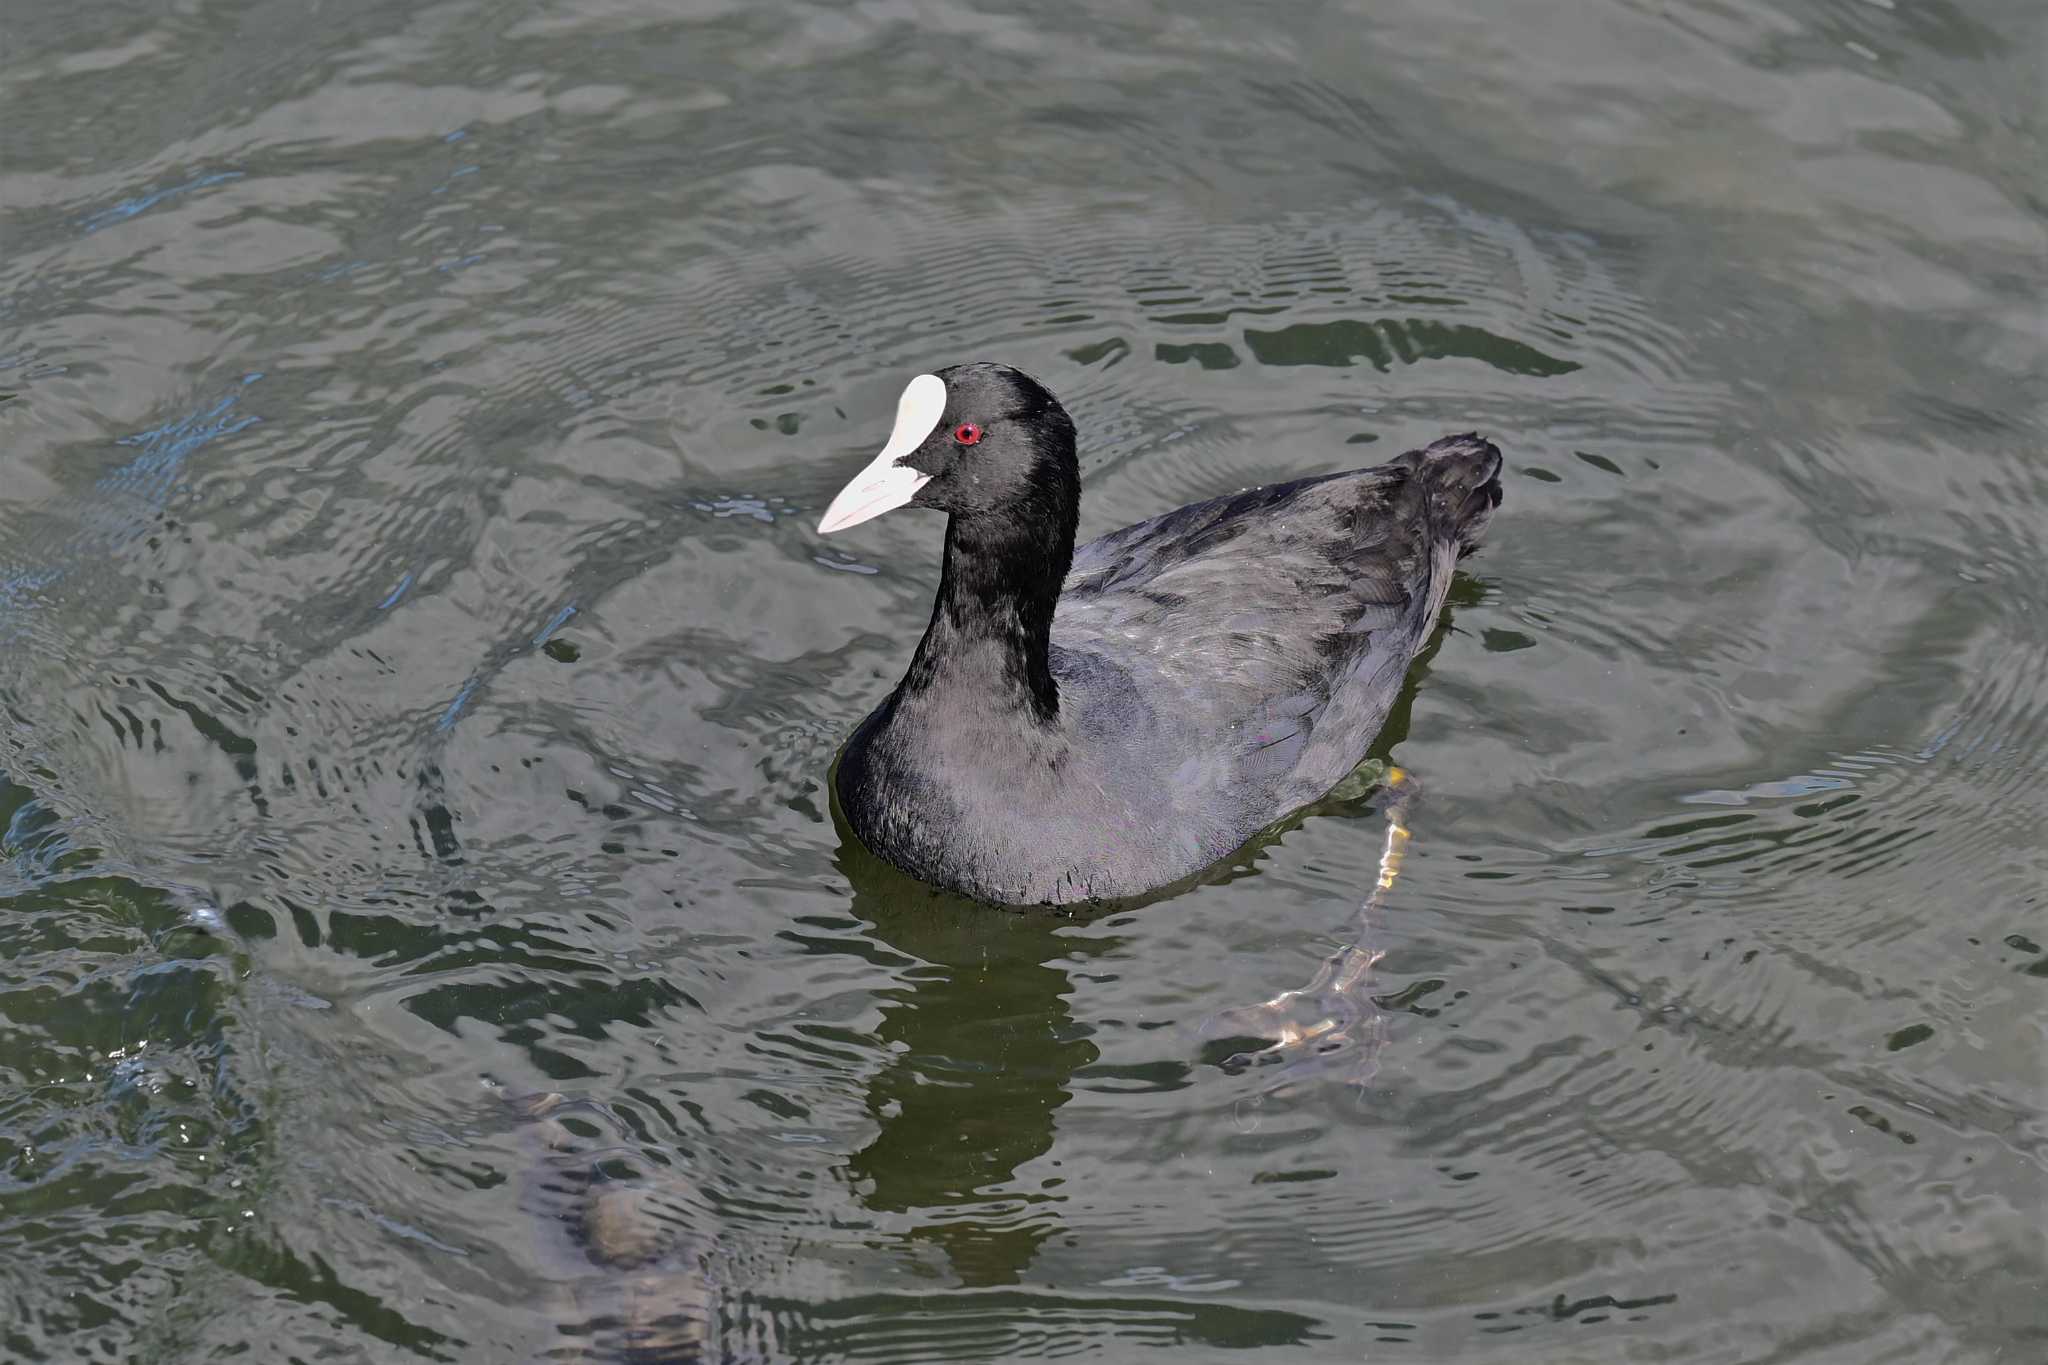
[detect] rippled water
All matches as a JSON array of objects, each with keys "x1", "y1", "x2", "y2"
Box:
[{"x1": 3, "y1": 1, "x2": 2044, "y2": 1360}]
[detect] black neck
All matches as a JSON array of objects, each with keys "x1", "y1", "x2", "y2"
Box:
[{"x1": 902, "y1": 500, "x2": 1077, "y2": 724}]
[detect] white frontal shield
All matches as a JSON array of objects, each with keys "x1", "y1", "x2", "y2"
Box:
[{"x1": 817, "y1": 373, "x2": 947, "y2": 533}]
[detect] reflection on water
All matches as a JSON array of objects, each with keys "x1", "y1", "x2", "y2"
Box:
[
  {"x1": 3, "y1": 0, "x2": 2045, "y2": 1359},
  {"x1": 842, "y1": 864, "x2": 1106, "y2": 1290}
]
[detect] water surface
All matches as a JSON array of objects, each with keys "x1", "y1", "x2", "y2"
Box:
[{"x1": 2, "y1": 1, "x2": 2043, "y2": 1360}]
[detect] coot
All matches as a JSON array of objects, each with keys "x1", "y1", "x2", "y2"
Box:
[{"x1": 820, "y1": 363, "x2": 1501, "y2": 906}]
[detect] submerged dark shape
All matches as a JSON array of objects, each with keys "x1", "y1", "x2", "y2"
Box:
[
  {"x1": 494, "y1": 1085, "x2": 750, "y2": 1363},
  {"x1": 820, "y1": 362, "x2": 1501, "y2": 906}
]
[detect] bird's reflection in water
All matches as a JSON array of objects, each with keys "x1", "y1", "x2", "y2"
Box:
[{"x1": 835, "y1": 833, "x2": 1117, "y2": 1288}]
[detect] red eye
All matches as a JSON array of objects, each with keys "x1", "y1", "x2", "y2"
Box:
[{"x1": 953, "y1": 422, "x2": 982, "y2": 446}]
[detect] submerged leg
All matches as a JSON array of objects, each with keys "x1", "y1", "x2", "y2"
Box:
[{"x1": 1199, "y1": 768, "x2": 1419, "y2": 1108}]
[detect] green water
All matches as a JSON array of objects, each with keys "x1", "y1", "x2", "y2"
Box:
[{"x1": 2, "y1": 1, "x2": 2043, "y2": 1360}]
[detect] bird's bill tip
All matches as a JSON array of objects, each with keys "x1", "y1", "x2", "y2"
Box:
[{"x1": 816, "y1": 372, "x2": 946, "y2": 534}]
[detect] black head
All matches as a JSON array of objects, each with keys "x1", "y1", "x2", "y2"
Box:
[{"x1": 817, "y1": 363, "x2": 1078, "y2": 535}]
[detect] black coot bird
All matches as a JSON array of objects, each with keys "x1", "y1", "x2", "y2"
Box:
[{"x1": 819, "y1": 363, "x2": 1501, "y2": 906}]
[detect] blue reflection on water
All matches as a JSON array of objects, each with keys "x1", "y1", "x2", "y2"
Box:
[
  {"x1": 80, "y1": 171, "x2": 244, "y2": 235},
  {"x1": 0, "y1": 378, "x2": 262, "y2": 636}
]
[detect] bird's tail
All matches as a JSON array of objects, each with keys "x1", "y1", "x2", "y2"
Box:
[{"x1": 1407, "y1": 433, "x2": 1503, "y2": 559}]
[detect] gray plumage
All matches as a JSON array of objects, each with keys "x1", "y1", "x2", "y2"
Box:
[{"x1": 830, "y1": 364, "x2": 1501, "y2": 906}]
